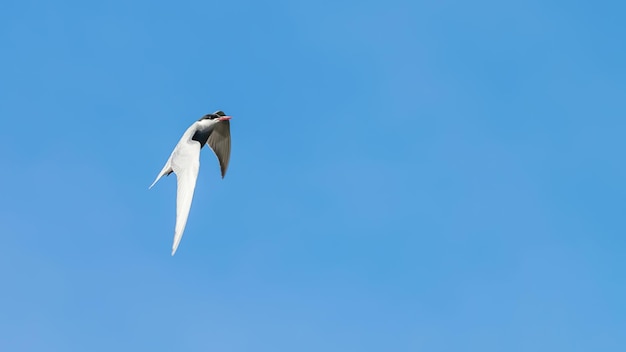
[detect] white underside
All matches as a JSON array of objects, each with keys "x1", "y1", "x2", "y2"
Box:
[{"x1": 149, "y1": 120, "x2": 215, "y2": 255}]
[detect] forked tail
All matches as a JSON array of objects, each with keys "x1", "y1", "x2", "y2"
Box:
[{"x1": 149, "y1": 160, "x2": 173, "y2": 189}]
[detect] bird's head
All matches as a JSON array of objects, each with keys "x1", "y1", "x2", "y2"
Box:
[{"x1": 199, "y1": 110, "x2": 232, "y2": 122}]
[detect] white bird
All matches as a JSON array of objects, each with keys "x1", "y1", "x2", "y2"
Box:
[{"x1": 150, "y1": 110, "x2": 232, "y2": 255}]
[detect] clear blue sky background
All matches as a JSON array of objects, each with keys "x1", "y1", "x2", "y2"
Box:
[{"x1": 1, "y1": 0, "x2": 625, "y2": 351}]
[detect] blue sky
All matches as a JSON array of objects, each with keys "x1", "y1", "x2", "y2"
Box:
[{"x1": 1, "y1": 0, "x2": 625, "y2": 350}]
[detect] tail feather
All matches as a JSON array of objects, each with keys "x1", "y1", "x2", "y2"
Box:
[{"x1": 149, "y1": 161, "x2": 173, "y2": 189}]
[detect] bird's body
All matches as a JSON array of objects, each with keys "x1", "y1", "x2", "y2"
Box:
[{"x1": 150, "y1": 111, "x2": 232, "y2": 255}]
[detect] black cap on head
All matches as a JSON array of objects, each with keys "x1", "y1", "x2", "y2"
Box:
[{"x1": 199, "y1": 111, "x2": 226, "y2": 121}]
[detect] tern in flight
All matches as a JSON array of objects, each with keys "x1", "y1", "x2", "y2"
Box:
[{"x1": 149, "y1": 111, "x2": 232, "y2": 255}]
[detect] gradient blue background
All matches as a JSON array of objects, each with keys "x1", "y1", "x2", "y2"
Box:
[{"x1": 1, "y1": 0, "x2": 625, "y2": 351}]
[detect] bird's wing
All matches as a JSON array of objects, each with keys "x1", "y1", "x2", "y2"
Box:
[
  {"x1": 170, "y1": 140, "x2": 201, "y2": 255},
  {"x1": 206, "y1": 120, "x2": 231, "y2": 178}
]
